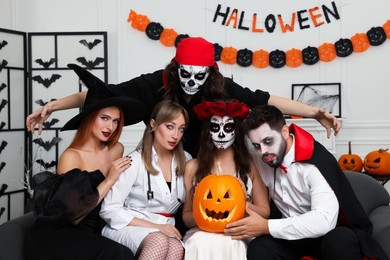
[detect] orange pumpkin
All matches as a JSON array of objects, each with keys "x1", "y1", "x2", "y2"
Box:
[
  {"x1": 351, "y1": 33, "x2": 370, "y2": 52},
  {"x1": 318, "y1": 43, "x2": 336, "y2": 62},
  {"x1": 252, "y1": 49, "x2": 269, "y2": 68},
  {"x1": 364, "y1": 148, "x2": 390, "y2": 175},
  {"x1": 193, "y1": 174, "x2": 246, "y2": 233},
  {"x1": 286, "y1": 48, "x2": 303, "y2": 68},
  {"x1": 220, "y1": 47, "x2": 238, "y2": 65},
  {"x1": 159, "y1": 28, "x2": 178, "y2": 47},
  {"x1": 338, "y1": 141, "x2": 363, "y2": 172},
  {"x1": 127, "y1": 10, "x2": 150, "y2": 32},
  {"x1": 383, "y1": 20, "x2": 390, "y2": 38}
]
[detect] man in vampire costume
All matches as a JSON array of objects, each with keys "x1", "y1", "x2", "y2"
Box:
[{"x1": 224, "y1": 105, "x2": 388, "y2": 260}]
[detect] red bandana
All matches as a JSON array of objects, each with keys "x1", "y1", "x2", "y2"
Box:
[
  {"x1": 193, "y1": 100, "x2": 250, "y2": 120},
  {"x1": 174, "y1": 37, "x2": 215, "y2": 66}
]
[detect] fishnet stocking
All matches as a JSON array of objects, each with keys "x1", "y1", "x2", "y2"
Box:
[{"x1": 136, "y1": 232, "x2": 184, "y2": 260}]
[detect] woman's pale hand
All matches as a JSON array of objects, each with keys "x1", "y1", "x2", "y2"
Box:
[
  {"x1": 314, "y1": 108, "x2": 341, "y2": 138},
  {"x1": 26, "y1": 104, "x2": 53, "y2": 134},
  {"x1": 157, "y1": 224, "x2": 182, "y2": 239},
  {"x1": 106, "y1": 156, "x2": 132, "y2": 183}
]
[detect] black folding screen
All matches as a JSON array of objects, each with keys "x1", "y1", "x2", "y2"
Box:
[{"x1": 0, "y1": 29, "x2": 107, "y2": 223}]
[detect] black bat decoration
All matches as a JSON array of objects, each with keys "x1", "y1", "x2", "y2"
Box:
[
  {"x1": 35, "y1": 58, "x2": 56, "y2": 69},
  {"x1": 32, "y1": 74, "x2": 62, "y2": 88},
  {"x1": 0, "y1": 207, "x2": 5, "y2": 219},
  {"x1": 0, "y1": 60, "x2": 8, "y2": 72},
  {"x1": 0, "y1": 183, "x2": 8, "y2": 196},
  {"x1": 0, "y1": 99, "x2": 8, "y2": 112},
  {"x1": 0, "y1": 83, "x2": 6, "y2": 93},
  {"x1": 76, "y1": 57, "x2": 104, "y2": 69},
  {"x1": 0, "y1": 141, "x2": 7, "y2": 154},
  {"x1": 79, "y1": 39, "x2": 102, "y2": 50},
  {"x1": 0, "y1": 40, "x2": 8, "y2": 50},
  {"x1": 33, "y1": 137, "x2": 62, "y2": 151},
  {"x1": 36, "y1": 159, "x2": 57, "y2": 170},
  {"x1": 43, "y1": 118, "x2": 59, "y2": 128},
  {"x1": 0, "y1": 122, "x2": 5, "y2": 130},
  {"x1": 0, "y1": 162, "x2": 5, "y2": 174},
  {"x1": 34, "y1": 98, "x2": 57, "y2": 107}
]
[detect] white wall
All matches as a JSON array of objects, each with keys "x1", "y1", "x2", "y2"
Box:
[{"x1": 1, "y1": 0, "x2": 389, "y2": 191}]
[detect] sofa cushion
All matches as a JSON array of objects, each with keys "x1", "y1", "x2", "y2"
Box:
[
  {"x1": 344, "y1": 171, "x2": 390, "y2": 215},
  {"x1": 369, "y1": 206, "x2": 390, "y2": 258}
]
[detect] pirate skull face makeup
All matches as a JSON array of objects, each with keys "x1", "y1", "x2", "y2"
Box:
[
  {"x1": 178, "y1": 64, "x2": 210, "y2": 95},
  {"x1": 210, "y1": 115, "x2": 235, "y2": 149}
]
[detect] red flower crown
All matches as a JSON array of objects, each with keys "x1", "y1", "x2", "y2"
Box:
[{"x1": 193, "y1": 100, "x2": 250, "y2": 120}]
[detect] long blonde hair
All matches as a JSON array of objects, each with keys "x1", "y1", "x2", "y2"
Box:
[{"x1": 136, "y1": 100, "x2": 189, "y2": 176}]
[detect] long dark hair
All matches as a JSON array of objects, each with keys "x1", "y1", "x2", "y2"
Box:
[
  {"x1": 163, "y1": 60, "x2": 228, "y2": 101},
  {"x1": 195, "y1": 115, "x2": 249, "y2": 188}
]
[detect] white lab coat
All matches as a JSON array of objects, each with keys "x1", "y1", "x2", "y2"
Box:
[{"x1": 100, "y1": 147, "x2": 191, "y2": 253}]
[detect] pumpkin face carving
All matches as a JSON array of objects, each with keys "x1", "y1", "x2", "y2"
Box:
[
  {"x1": 193, "y1": 174, "x2": 246, "y2": 233},
  {"x1": 338, "y1": 141, "x2": 363, "y2": 172},
  {"x1": 364, "y1": 148, "x2": 390, "y2": 175}
]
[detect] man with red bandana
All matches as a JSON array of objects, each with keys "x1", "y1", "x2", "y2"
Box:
[
  {"x1": 26, "y1": 37, "x2": 340, "y2": 157},
  {"x1": 225, "y1": 105, "x2": 388, "y2": 260}
]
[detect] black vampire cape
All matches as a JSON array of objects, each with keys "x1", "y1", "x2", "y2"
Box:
[{"x1": 289, "y1": 124, "x2": 388, "y2": 260}]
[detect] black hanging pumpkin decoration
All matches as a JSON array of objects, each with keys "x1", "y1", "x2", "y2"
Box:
[
  {"x1": 175, "y1": 34, "x2": 190, "y2": 47},
  {"x1": 366, "y1": 26, "x2": 387, "y2": 46},
  {"x1": 145, "y1": 22, "x2": 164, "y2": 40},
  {"x1": 302, "y1": 46, "x2": 319, "y2": 65},
  {"x1": 236, "y1": 48, "x2": 253, "y2": 67},
  {"x1": 334, "y1": 38, "x2": 353, "y2": 57},
  {"x1": 214, "y1": 43, "x2": 223, "y2": 61},
  {"x1": 269, "y1": 49, "x2": 286, "y2": 68}
]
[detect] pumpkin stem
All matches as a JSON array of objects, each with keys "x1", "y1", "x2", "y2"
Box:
[
  {"x1": 348, "y1": 141, "x2": 352, "y2": 154},
  {"x1": 216, "y1": 162, "x2": 223, "y2": 176},
  {"x1": 379, "y1": 148, "x2": 389, "y2": 153}
]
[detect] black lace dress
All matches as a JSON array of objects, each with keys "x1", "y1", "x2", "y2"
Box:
[{"x1": 24, "y1": 169, "x2": 134, "y2": 260}]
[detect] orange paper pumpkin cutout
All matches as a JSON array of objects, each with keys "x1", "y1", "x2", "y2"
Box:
[
  {"x1": 193, "y1": 174, "x2": 246, "y2": 233},
  {"x1": 351, "y1": 33, "x2": 370, "y2": 52},
  {"x1": 252, "y1": 49, "x2": 269, "y2": 68},
  {"x1": 383, "y1": 20, "x2": 390, "y2": 38},
  {"x1": 128, "y1": 10, "x2": 150, "y2": 32},
  {"x1": 286, "y1": 48, "x2": 303, "y2": 68},
  {"x1": 318, "y1": 43, "x2": 336, "y2": 62},
  {"x1": 220, "y1": 47, "x2": 238, "y2": 65},
  {"x1": 159, "y1": 28, "x2": 178, "y2": 47}
]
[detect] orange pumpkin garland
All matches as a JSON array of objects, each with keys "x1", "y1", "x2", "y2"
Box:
[
  {"x1": 252, "y1": 49, "x2": 269, "y2": 68},
  {"x1": 286, "y1": 48, "x2": 303, "y2": 68},
  {"x1": 220, "y1": 47, "x2": 238, "y2": 65},
  {"x1": 383, "y1": 20, "x2": 390, "y2": 38},
  {"x1": 351, "y1": 33, "x2": 370, "y2": 52},
  {"x1": 127, "y1": 10, "x2": 150, "y2": 32},
  {"x1": 318, "y1": 43, "x2": 336, "y2": 62},
  {"x1": 159, "y1": 28, "x2": 178, "y2": 47}
]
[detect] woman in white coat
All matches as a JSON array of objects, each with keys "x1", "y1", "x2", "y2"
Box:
[{"x1": 100, "y1": 100, "x2": 191, "y2": 260}]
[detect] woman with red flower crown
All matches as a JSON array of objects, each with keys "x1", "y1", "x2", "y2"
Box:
[
  {"x1": 26, "y1": 37, "x2": 340, "y2": 157},
  {"x1": 182, "y1": 99, "x2": 270, "y2": 260}
]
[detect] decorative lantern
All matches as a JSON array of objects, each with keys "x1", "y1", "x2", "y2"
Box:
[
  {"x1": 269, "y1": 49, "x2": 286, "y2": 68},
  {"x1": 145, "y1": 22, "x2": 164, "y2": 40},
  {"x1": 302, "y1": 46, "x2": 319, "y2": 65},
  {"x1": 286, "y1": 48, "x2": 303, "y2": 68},
  {"x1": 159, "y1": 28, "x2": 178, "y2": 47},
  {"x1": 334, "y1": 38, "x2": 353, "y2": 57},
  {"x1": 351, "y1": 33, "x2": 370, "y2": 52},
  {"x1": 236, "y1": 48, "x2": 253, "y2": 67},
  {"x1": 338, "y1": 141, "x2": 363, "y2": 172},
  {"x1": 252, "y1": 49, "x2": 269, "y2": 68},
  {"x1": 193, "y1": 170, "x2": 246, "y2": 233},
  {"x1": 366, "y1": 26, "x2": 387, "y2": 46},
  {"x1": 318, "y1": 43, "x2": 336, "y2": 62},
  {"x1": 220, "y1": 47, "x2": 238, "y2": 65},
  {"x1": 364, "y1": 148, "x2": 390, "y2": 175}
]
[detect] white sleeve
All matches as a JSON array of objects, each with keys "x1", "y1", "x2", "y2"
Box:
[
  {"x1": 268, "y1": 166, "x2": 339, "y2": 239},
  {"x1": 100, "y1": 154, "x2": 140, "y2": 230}
]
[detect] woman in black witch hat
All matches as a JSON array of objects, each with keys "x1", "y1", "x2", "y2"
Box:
[{"x1": 24, "y1": 65, "x2": 145, "y2": 260}]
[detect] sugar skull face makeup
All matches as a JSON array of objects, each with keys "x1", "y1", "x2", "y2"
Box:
[
  {"x1": 178, "y1": 64, "x2": 210, "y2": 95},
  {"x1": 210, "y1": 115, "x2": 235, "y2": 149}
]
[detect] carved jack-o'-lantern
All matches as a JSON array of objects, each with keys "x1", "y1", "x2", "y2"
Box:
[
  {"x1": 366, "y1": 26, "x2": 387, "y2": 46},
  {"x1": 335, "y1": 38, "x2": 353, "y2": 57},
  {"x1": 193, "y1": 174, "x2": 246, "y2": 233},
  {"x1": 318, "y1": 43, "x2": 336, "y2": 62},
  {"x1": 220, "y1": 47, "x2": 238, "y2": 65},
  {"x1": 351, "y1": 33, "x2": 370, "y2": 52},
  {"x1": 364, "y1": 148, "x2": 390, "y2": 175},
  {"x1": 338, "y1": 141, "x2": 363, "y2": 172},
  {"x1": 159, "y1": 28, "x2": 178, "y2": 47},
  {"x1": 237, "y1": 48, "x2": 253, "y2": 67},
  {"x1": 252, "y1": 49, "x2": 269, "y2": 68},
  {"x1": 145, "y1": 22, "x2": 164, "y2": 40},
  {"x1": 213, "y1": 43, "x2": 223, "y2": 61},
  {"x1": 302, "y1": 46, "x2": 319, "y2": 65},
  {"x1": 286, "y1": 48, "x2": 303, "y2": 68},
  {"x1": 269, "y1": 49, "x2": 286, "y2": 68},
  {"x1": 383, "y1": 20, "x2": 390, "y2": 38}
]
